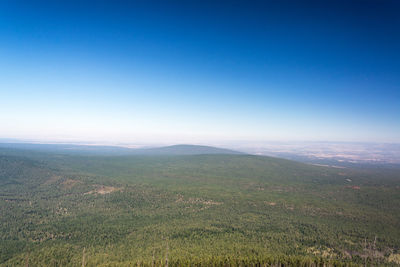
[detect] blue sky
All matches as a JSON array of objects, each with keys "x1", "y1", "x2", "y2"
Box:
[{"x1": 0, "y1": 0, "x2": 399, "y2": 144}]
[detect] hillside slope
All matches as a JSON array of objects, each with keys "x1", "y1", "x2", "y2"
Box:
[{"x1": 0, "y1": 148, "x2": 399, "y2": 266}]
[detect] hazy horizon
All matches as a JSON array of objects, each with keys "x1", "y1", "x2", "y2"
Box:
[{"x1": 1, "y1": 136, "x2": 400, "y2": 147}]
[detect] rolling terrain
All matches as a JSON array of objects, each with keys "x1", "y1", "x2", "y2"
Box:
[{"x1": 0, "y1": 145, "x2": 399, "y2": 266}]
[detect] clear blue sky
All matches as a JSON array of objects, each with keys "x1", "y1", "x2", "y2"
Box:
[{"x1": 1, "y1": 0, "x2": 399, "y2": 143}]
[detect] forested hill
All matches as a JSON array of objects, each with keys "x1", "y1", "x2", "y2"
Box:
[{"x1": 0, "y1": 143, "x2": 243, "y2": 156}]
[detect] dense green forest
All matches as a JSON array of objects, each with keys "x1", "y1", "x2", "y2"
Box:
[{"x1": 0, "y1": 147, "x2": 399, "y2": 266}]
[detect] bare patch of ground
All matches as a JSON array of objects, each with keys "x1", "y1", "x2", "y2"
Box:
[
  {"x1": 84, "y1": 185, "x2": 122, "y2": 195},
  {"x1": 389, "y1": 253, "x2": 400, "y2": 264},
  {"x1": 176, "y1": 196, "x2": 222, "y2": 206}
]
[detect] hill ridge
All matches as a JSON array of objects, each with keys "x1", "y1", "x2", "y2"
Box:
[{"x1": 0, "y1": 142, "x2": 244, "y2": 156}]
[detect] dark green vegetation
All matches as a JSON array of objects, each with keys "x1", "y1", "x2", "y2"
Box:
[{"x1": 0, "y1": 145, "x2": 399, "y2": 266}]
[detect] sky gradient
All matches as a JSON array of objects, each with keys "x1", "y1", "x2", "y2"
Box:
[{"x1": 1, "y1": 0, "x2": 399, "y2": 144}]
